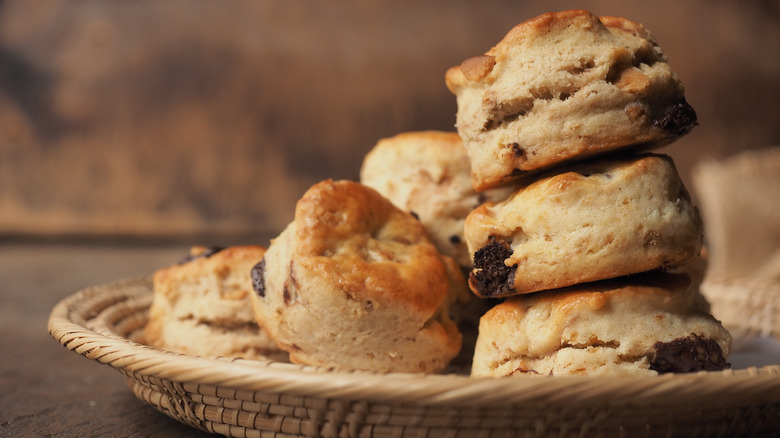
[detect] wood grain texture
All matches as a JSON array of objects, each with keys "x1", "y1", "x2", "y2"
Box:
[
  {"x1": 0, "y1": 243, "x2": 215, "y2": 437},
  {"x1": 0, "y1": 0, "x2": 778, "y2": 241}
]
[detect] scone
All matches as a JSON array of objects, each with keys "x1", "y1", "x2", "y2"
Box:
[
  {"x1": 445, "y1": 9, "x2": 697, "y2": 190},
  {"x1": 144, "y1": 245, "x2": 284, "y2": 360},
  {"x1": 360, "y1": 131, "x2": 512, "y2": 269},
  {"x1": 250, "y1": 179, "x2": 463, "y2": 373},
  {"x1": 465, "y1": 154, "x2": 703, "y2": 297},
  {"x1": 471, "y1": 272, "x2": 732, "y2": 377}
]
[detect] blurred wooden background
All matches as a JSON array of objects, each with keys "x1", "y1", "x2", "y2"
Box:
[{"x1": 1, "y1": 0, "x2": 778, "y2": 245}]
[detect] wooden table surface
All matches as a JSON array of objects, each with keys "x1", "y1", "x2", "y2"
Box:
[{"x1": 0, "y1": 243, "x2": 216, "y2": 437}]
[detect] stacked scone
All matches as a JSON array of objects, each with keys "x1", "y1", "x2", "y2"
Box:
[{"x1": 444, "y1": 10, "x2": 731, "y2": 376}]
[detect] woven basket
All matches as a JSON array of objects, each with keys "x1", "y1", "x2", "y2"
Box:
[{"x1": 49, "y1": 277, "x2": 780, "y2": 438}]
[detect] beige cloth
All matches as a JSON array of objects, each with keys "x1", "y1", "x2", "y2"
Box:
[
  {"x1": 693, "y1": 146, "x2": 780, "y2": 338},
  {"x1": 693, "y1": 146, "x2": 780, "y2": 280}
]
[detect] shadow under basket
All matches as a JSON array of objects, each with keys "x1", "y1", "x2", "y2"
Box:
[{"x1": 49, "y1": 277, "x2": 780, "y2": 438}]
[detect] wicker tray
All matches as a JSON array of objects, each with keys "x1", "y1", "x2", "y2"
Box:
[{"x1": 49, "y1": 277, "x2": 780, "y2": 437}]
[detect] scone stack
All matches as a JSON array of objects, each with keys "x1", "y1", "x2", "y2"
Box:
[
  {"x1": 444, "y1": 10, "x2": 732, "y2": 376},
  {"x1": 143, "y1": 9, "x2": 732, "y2": 378}
]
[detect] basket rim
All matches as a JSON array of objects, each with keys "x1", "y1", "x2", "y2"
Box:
[{"x1": 48, "y1": 276, "x2": 780, "y2": 407}]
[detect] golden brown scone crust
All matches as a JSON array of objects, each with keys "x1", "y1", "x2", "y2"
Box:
[
  {"x1": 465, "y1": 154, "x2": 703, "y2": 297},
  {"x1": 471, "y1": 272, "x2": 732, "y2": 377},
  {"x1": 446, "y1": 10, "x2": 697, "y2": 190},
  {"x1": 144, "y1": 245, "x2": 283, "y2": 360},
  {"x1": 360, "y1": 131, "x2": 512, "y2": 268},
  {"x1": 251, "y1": 179, "x2": 463, "y2": 373}
]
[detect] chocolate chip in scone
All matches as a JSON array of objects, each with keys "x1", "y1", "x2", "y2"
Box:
[
  {"x1": 510, "y1": 142, "x2": 527, "y2": 159},
  {"x1": 178, "y1": 245, "x2": 225, "y2": 264},
  {"x1": 251, "y1": 259, "x2": 266, "y2": 297},
  {"x1": 470, "y1": 238, "x2": 517, "y2": 298},
  {"x1": 449, "y1": 234, "x2": 462, "y2": 245},
  {"x1": 653, "y1": 99, "x2": 698, "y2": 136},
  {"x1": 649, "y1": 334, "x2": 729, "y2": 374}
]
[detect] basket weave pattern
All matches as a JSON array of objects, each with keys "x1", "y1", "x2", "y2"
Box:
[{"x1": 49, "y1": 277, "x2": 780, "y2": 437}]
